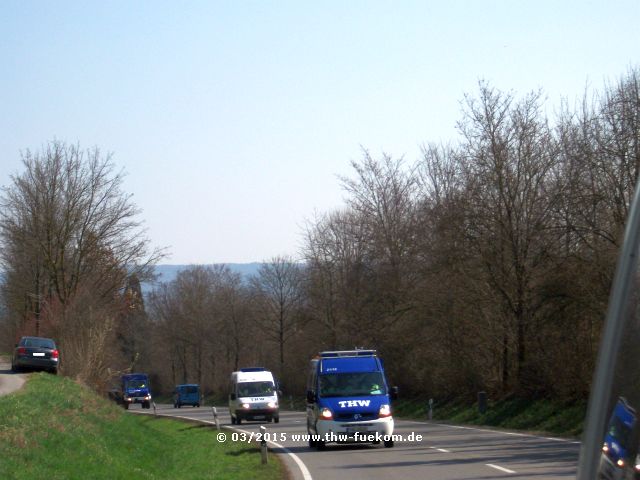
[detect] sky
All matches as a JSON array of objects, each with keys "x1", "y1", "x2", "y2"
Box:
[{"x1": 1, "y1": 1, "x2": 638, "y2": 264}]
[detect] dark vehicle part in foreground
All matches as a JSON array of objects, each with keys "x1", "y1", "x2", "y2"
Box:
[
  {"x1": 11, "y1": 336, "x2": 59, "y2": 374},
  {"x1": 121, "y1": 373, "x2": 152, "y2": 409},
  {"x1": 579, "y1": 176, "x2": 640, "y2": 479}
]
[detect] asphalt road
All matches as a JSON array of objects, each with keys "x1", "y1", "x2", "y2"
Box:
[
  {"x1": 0, "y1": 357, "x2": 25, "y2": 397},
  {"x1": 133, "y1": 403, "x2": 580, "y2": 480}
]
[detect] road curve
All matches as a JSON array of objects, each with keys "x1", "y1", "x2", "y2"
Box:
[
  {"x1": 131, "y1": 403, "x2": 580, "y2": 480},
  {"x1": 0, "y1": 357, "x2": 25, "y2": 396}
]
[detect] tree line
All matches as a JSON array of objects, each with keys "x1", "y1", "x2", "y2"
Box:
[{"x1": 1, "y1": 68, "x2": 638, "y2": 401}]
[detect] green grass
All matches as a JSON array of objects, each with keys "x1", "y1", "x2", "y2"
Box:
[
  {"x1": 0, "y1": 373, "x2": 283, "y2": 480},
  {"x1": 393, "y1": 396, "x2": 587, "y2": 437}
]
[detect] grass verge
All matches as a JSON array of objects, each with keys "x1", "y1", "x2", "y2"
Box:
[
  {"x1": 393, "y1": 396, "x2": 587, "y2": 437},
  {"x1": 0, "y1": 373, "x2": 283, "y2": 480}
]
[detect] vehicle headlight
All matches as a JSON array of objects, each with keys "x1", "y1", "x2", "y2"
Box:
[
  {"x1": 242, "y1": 403, "x2": 251, "y2": 409},
  {"x1": 267, "y1": 401, "x2": 277, "y2": 409},
  {"x1": 378, "y1": 404, "x2": 392, "y2": 418},
  {"x1": 319, "y1": 408, "x2": 333, "y2": 420}
]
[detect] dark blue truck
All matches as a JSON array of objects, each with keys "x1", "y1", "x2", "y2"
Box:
[{"x1": 121, "y1": 373, "x2": 152, "y2": 410}]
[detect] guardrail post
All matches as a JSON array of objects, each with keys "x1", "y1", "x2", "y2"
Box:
[
  {"x1": 260, "y1": 425, "x2": 268, "y2": 464},
  {"x1": 212, "y1": 406, "x2": 220, "y2": 429},
  {"x1": 211, "y1": 407, "x2": 220, "y2": 430},
  {"x1": 428, "y1": 398, "x2": 433, "y2": 420},
  {"x1": 153, "y1": 402, "x2": 157, "y2": 416},
  {"x1": 289, "y1": 395, "x2": 294, "y2": 410}
]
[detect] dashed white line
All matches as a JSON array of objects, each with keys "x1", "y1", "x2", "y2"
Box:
[
  {"x1": 486, "y1": 463, "x2": 516, "y2": 474},
  {"x1": 429, "y1": 446, "x2": 452, "y2": 453}
]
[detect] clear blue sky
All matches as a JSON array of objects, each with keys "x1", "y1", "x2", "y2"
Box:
[{"x1": 1, "y1": 1, "x2": 638, "y2": 263}]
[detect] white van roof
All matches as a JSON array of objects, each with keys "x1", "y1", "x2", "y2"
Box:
[{"x1": 232, "y1": 369, "x2": 275, "y2": 383}]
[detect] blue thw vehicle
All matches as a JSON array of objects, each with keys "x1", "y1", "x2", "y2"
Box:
[
  {"x1": 174, "y1": 384, "x2": 201, "y2": 408},
  {"x1": 306, "y1": 350, "x2": 398, "y2": 449},
  {"x1": 121, "y1": 373, "x2": 152, "y2": 410},
  {"x1": 599, "y1": 397, "x2": 640, "y2": 479}
]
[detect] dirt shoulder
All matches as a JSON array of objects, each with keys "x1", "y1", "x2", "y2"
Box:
[{"x1": 0, "y1": 355, "x2": 25, "y2": 396}]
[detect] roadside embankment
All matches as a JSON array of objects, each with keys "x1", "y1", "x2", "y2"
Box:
[{"x1": 0, "y1": 373, "x2": 284, "y2": 479}]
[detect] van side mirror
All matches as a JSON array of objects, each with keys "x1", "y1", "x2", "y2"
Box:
[
  {"x1": 306, "y1": 390, "x2": 316, "y2": 403},
  {"x1": 390, "y1": 386, "x2": 399, "y2": 400},
  {"x1": 230, "y1": 393, "x2": 236, "y2": 400},
  {"x1": 277, "y1": 390, "x2": 283, "y2": 397}
]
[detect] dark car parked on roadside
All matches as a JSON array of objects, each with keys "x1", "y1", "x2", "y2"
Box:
[{"x1": 11, "y1": 336, "x2": 59, "y2": 374}]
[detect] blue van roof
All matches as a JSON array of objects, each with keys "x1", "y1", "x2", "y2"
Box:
[
  {"x1": 320, "y1": 356, "x2": 380, "y2": 373},
  {"x1": 614, "y1": 398, "x2": 636, "y2": 427}
]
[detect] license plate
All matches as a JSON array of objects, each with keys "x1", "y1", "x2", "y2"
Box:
[
  {"x1": 33, "y1": 353, "x2": 45, "y2": 357},
  {"x1": 253, "y1": 415, "x2": 265, "y2": 419},
  {"x1": 346, "y1": 426, "x2": 368, "y2": 434}
]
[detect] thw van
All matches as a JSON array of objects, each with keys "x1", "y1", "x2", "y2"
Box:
[
  {"x1": 173, "y1": 384, "x2": 201, "y2": 408},
  {"x1": 599, "y1": 397, "x2": 639, "y2": 479},
  {"x1": 229, "y1": 368, "x2": 280, "y2": 424},
  {"x1": 306, "y1": 350, "x2": 398, "y2": 449}
]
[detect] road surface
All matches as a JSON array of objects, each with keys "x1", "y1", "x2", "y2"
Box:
[
  {"x1": 133, "y1": 403, "x2": 580, "y2": 480},
  {"x1": 0, "y1": 356, "x2": 25, "y2": 396}
]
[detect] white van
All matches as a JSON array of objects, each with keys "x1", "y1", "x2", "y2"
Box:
[{"x1": 229, "y1": 367, "x2": 280, "y2": 424}]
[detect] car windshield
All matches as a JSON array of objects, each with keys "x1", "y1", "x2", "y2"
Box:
[
  {"x1": 237, "y1": 381, "x2": 274, "y2": 397},
  {"x1": 319, "y1": 372, "x2": 387, "y2": 397},
  {"x1": 22, "y1": 338, "x2": 55, "y2": 349}
]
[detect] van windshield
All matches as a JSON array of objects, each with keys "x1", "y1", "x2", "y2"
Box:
[
  {"x1": 607, "y1": 415, "x2": 633, "y2": 450},
  {"x1": 319, "y1": 372, "x2": 387, "y2": 397},
  {"x1": 237, "y1": 381, "x2": 275, "y2": 397},
  {"x1": 126, "y1": 379, "x2": 147, "y2": 389}
]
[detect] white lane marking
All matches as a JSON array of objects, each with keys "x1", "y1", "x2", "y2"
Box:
[
  {"x1": 408, "y1": 421, "x2": 581, "y2": 444},
  {"x1": 131, "y1": 411, "x2": 313, "y2": 480},
  {"x1": 428, "y1": 446, "x2": 452, "y2": 453},
  {"x1": 486, "y1": 463, "x2": 516, "y2": 474},
  {"x1": 228, "y1": 426, "x2": 312, "y2": 480}
]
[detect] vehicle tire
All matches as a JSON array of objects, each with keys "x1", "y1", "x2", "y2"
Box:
[
  {"x1": 231, "y1": 415, "x2": 236, "y2": 425},
  {"x1": 177, "y1": 403, "x2": 182, "y2": 408},
  {"x1": 383, "y1": 439, "x2": 394, "y2": 448},
  {"x1": 124, "y1": 402, "x2": 129, "y2": 410},
  {"x1": 236, "y1": 417, "x2": 242, "y2": 425},
  {"x1": 173, "y1": 403, "x2": 177, "y2": 408},
  {"x1": 274, "y1": 416, "x2": 280, "y2": 423},
  {"x1": 195, "y1": 403, "x2": 200, "y2": 408},
  {"x1": 49, "y1": 368, "x2": 58, "y2": 375},
  {"x1": 316, "y1": 440, "x2": 326, "y2": 450},
  {"x1": 11, "y1": 364, "x2": 20, "y2": 373}
]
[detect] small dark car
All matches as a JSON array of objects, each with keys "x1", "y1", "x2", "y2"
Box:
[{"x1": 11, "y1": 336, "x2": 59, "y2": 374}]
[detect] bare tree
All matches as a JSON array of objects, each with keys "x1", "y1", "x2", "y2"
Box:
[
  {"x1": 250, "y1": 256, "x2": 305, "y2": 379},
  {"x1": 0, "y1": 140, "x2": 162, "y2": 382}
]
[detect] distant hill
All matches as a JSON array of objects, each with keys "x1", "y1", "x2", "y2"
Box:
[{"x1": 142, "y1": 263, "x2": 262, "y2": 293}]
